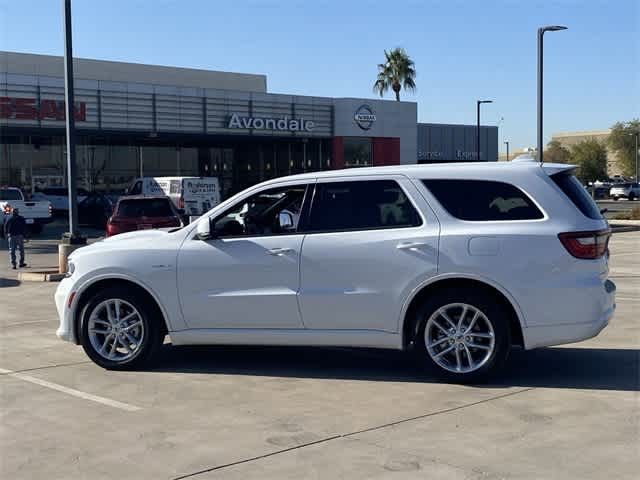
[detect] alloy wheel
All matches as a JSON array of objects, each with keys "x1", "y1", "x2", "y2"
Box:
[
  {"x1": 87, "y1": 299, "x2": 145, "y2": 362},
  {"x1": 424, "y1": 303, "x2": 495, "y2": 374}
]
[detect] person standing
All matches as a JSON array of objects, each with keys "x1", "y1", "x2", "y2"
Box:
[{"x1": 4, "y1": 207, "x2": 27, "y2": 269}]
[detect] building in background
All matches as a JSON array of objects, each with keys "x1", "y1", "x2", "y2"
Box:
[
  {"x1": 2, "y1": 51, "x2": 496, "y2": 198},
  {"x1": 551, "y1": 130, "x2": 623, "y2": 177},
  {"x1": 417, "y1": 123, "x2": 498, "y2": 163}
]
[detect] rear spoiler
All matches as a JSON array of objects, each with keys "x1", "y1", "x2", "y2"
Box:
[{"x1": 540, "y1": 163, "x2": 576, "y2": 176}]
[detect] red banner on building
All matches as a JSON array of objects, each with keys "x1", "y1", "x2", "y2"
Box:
[{"x1": 0, "y1": 97, "x2": 86, "y2": 121}]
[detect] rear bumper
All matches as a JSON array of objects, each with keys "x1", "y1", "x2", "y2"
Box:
[
  {"x1": 30, "y1": 217, "x2": 54, "y2": 225},
  {"x1": 523, "y1": 279, "x2": 616, "y2": 349}
]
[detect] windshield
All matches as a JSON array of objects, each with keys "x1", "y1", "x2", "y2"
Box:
[
  {"x1": 0, "y1": 189, "x2": 23, "y2": 201},
  {"x1": 116, "y1": 198, "x2": 175, "y2": 217}
]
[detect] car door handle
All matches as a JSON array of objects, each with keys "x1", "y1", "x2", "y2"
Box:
[
  {"x1": 266, "y1": 247, "x2": 295, "y2": 256},
  {"x1": 396, "y1": 241, "x2": 430, "y2": 250}
]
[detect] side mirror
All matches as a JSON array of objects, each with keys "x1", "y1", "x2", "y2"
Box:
[
  {"x1": 196, "y1": 217, "x2": 213, "y2": 240},
  {"x1": 277, "y1": 211, "x2": 294, "y2": 231}
]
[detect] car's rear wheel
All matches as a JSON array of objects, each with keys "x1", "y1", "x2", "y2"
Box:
[
  {"x1": 413, "y1": 289, "x2": 511, "y2": 383},
  {"x1": 80, "y1": 287, "x2": 163, "y2": 370},
  {"x1": 613, "y1": 196, "x2": 619, "y2": 201}
]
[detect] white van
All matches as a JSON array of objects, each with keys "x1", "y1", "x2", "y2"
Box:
[{"x1": 127, "y1": 177, "x2": 221, "y2": 218}]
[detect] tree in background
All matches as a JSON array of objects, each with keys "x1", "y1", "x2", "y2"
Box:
[
  {"x1": 608, "y1": 120, "x2": 640, "y2": 177},
  {"x1": 570, "y1": 138, "x2": 608, "y2": 184},
  {"x1": 545, "y1": 140, "x2": 571, "y2": 164},
  {"x1": 373, "y1": 48, "x2": 416, "y2": 101}
]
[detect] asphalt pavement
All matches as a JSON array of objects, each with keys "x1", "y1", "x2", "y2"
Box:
[
  {"x1": 597, "y1": 198, "x2": 638, "y2": 218},
  {"x1": 0, "y1": 231, "x2": 638, "y2": 479}
]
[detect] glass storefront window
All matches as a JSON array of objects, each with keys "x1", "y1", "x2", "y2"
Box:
[
  {"x1": 343, "y1": 137, "x2": 372, "y2": 168},
  {"x1": 2, "y1": 135, "x2": 332, "y2": 199}
]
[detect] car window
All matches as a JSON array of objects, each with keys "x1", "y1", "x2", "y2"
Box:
[
  {"x1": 422, "y1": 179, "x2": 544, "y2": 221},
  {"x1": 307, "y1": 180, "x2": 422, "y2": 232},
  {"x1": 129, "y1": 181, "x2": 143, "y2": 195},
  {"x1": 212, "y1": 185, "x2": 307, "y2": 237},
  {"x1": 116, "y1": 198, "x2": 174, "y2": 217},
  {"x1": 550, "y1": 173, "x2": 603, "y2": 220},
  {"x1": 0, "y1": 189, "x2": 23, "y2": 200}
]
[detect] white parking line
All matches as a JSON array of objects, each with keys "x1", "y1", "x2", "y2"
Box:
[
  {"x1": 3, "y1": 320, "x2": 53, "y2": 327},
  {"x1": 0, "y1": 368, "x2": 141, "y2": 412},
  {"x1": 616, "y1": 296, "x2": 639, "y2": 301}
]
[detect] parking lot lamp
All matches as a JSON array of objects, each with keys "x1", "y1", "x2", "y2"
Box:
[
  {"x1": 59, "y1": 0, "x2": 86, "y2": 274},
  {"x1": 629, "y1": 132, "x2": 639, "y2": 182},
  {"x1": 476, "y1": 100, "x2": 493, "y2": 161},
  {"x1": 537, "y1": 25, "x2": 568, "y2": 163}
]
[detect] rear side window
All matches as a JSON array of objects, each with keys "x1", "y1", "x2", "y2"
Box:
[
  {"x1": 550, "y1": 173, "x2": 602, "y2": 220},
  {"x1": 117, "y1": 199, "x2": 174, "y2": 218},
  {"x1": 307, "y1": 180, "x2": 422, "y2": 232},
  {"x1": 422, "y1": 179, "x2": 544, "y2": 221}
]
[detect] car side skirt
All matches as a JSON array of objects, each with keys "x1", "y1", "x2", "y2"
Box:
[{"x1": 169, "y1": 329, "x2": 403, "y2": 350}]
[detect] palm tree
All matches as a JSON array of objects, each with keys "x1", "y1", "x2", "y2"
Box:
[{"x1": 373, "y1": 48, "x2": 416, "y2": 101}]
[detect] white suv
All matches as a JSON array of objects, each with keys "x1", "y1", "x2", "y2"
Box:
[
  {"x1": 610, "y1": 183, "x2": 640, "y2": 201},
  {"x1": 55, "y1": 162, "x2": 616, "y2": 382}
]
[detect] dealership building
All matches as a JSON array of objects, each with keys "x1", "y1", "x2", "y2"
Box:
[{"x1": 1, "y1": 51, "x2": 497, "y2": 197}]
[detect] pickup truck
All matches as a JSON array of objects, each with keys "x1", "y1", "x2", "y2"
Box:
[{"x1": 1, "y1": 187, "x2": 53, "y2": 235}]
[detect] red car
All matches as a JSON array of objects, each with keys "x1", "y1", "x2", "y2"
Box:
[{"x1": 106, "y1": 196, "x2": 183, "y2": 237}]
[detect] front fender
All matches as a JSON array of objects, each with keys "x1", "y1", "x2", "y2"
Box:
[{"x1": 68, "y1": 268, "x2": 181, "y2": 344}]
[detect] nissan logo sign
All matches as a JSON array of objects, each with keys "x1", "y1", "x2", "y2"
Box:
[{"x1": 354, "y1": 105, "x2": 376, "y2": 130}]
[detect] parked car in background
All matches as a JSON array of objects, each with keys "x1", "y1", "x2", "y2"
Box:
[
  {"x1": 585, "y1": 183, "x2": 610, "y2": 200},
  {"x1": 106, "y1": 196, "x2": 183, "y2": 237},
  {"x1": 78, "y1": 192, "x2": 114, "y2": 229},
  {"x1": 32, "y1": 187, "x2": 89, "y2": 214},
  {"x1": 127, "y1": 177, "x2": 220, "y2": 219},
  {"x1": 56, "y1": 161, "x2": 615, "y2": 383},
  {"x1": 610, "y1": 183, "x2": 640, "y2": 201},
  {"x1": 1, "y1": 187, "x2": 53, "y2": 234}
]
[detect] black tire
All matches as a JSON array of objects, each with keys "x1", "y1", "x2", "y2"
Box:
[
  {"x1": 629, "y1": 193, "x2": 636, "y2": 201},
  {"x1": 412, "y1": 288, "x2": 511, "y2": 383},
  {"x1": 79, "y1": 286, "x2": 163, "y2": 370},
  {"x1": 29, "y1": 224, "x2": 43, "y2": 235},
  {"x1": 613, "y1": 196, "x2": 619, "y2": 201}
]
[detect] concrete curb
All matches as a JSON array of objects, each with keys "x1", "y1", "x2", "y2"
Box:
[
  {"x1": 609, "y1": 220, "x2": 640, "y2": 233},
  {"x1": 608, "y1": 220, "x2": 640, "y2": 226},
  {"x1": 17, "y1": 270, "x2": 65, "y2": 282}
]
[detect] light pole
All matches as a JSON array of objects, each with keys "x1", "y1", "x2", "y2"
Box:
[
  {"x1": 63, "y1": 0, "x2": 81, "y2": 241},
  {"x1": 59, "y1": 0, "x2": 86, "y2": 275},
  {"x1": 537, "y1": 25, "x2": 567, "y2": 163},
  {"x1": 504, "y1": 141, "x2": 510, "y2": 161},
  {"x1": 476, "y1": 100, "x2": 493, "y2": 161},
  {"x1": 629, "y1": 132, "x2": 639, "y2": 182}
]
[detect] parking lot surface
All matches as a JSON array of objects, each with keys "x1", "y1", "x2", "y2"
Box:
[{"x1": 0, "y1": 231, "x2": 638, "y2": 479}]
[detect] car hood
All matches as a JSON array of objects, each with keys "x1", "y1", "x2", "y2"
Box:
[{"x1": 69, "y1": 229, "x2": 174, "y2": 259}]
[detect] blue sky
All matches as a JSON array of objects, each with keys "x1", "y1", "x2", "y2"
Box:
[{"x1": 1, "y1": 0, "x2": 638, "y2": 151}]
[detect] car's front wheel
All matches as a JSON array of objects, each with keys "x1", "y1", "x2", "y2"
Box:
[
  {"x1": 413, "y1": 289, "x2": 511, "y2": 383},
  {"x1": 79, "y1": 287, "x2": 163, "y2": 370}
]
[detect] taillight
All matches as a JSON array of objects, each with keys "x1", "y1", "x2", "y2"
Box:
[
  {"x1": 178, "y1": 196, "x2": 184, "y2": 209},
  {"x1": 558, "y1": 229, "x2": 611, "y2": 259},
  {"x1": 48, "y1": 203, "x2": 53, "y2": 215}
]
